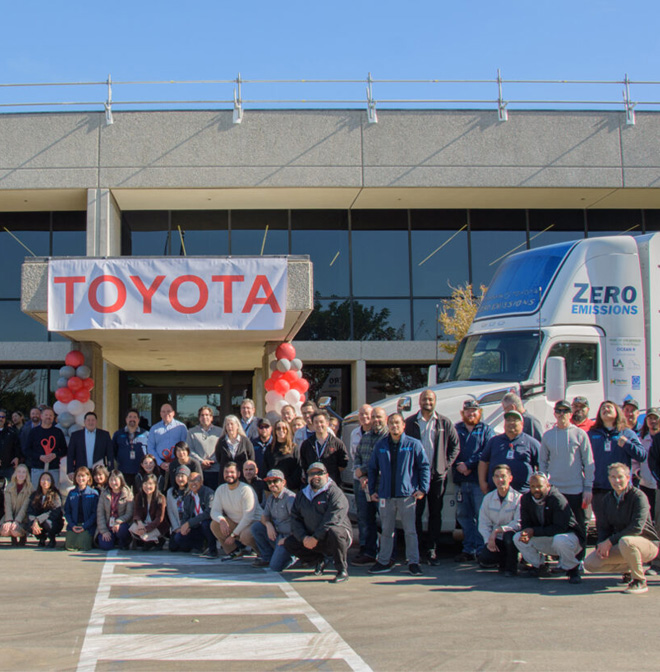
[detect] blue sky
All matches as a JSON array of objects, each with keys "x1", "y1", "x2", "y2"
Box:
[{"x1": 2, "y1": 1, "x2": 658, "y2": 112}]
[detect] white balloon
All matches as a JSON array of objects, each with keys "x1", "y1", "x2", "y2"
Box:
[
  {"x1": 275, "y1": 399, "x2": 288, "y2": 413},
  {"x1": 69, "y1": 423, "x2": 83, "y2": 434},
  {"x1": 58, "y1": 411, "x2": 75, "y2": 428},
  {"x1": 290, "y1": 358, "x2": 303, "y2": 371},
  {"x1": 285, "y1": 389, "x2": 301, "y2": 405},
  {"x1": 265, "y1": 391, "x2": 282, "y2": 406},
  {"x1": 265, "y1": 403, "x2": 277, "y2": 414},
  {"x1": 294, "y1": 401, "x2": 303, "y2": 415},
  {"x1": 269, "y1": 360, "x2": 278, "y2": 372},
  {"x1": 75, "y1": 413, "x2": 86, "y2": 426},
  {"x1": 295, "y1": 369, "x2": 303, "y2": 379},
  {"x1": 82, "y1": 400, "x2": 95, "y2": 414},
  {"x1": 59, "y1": 365, "x2": 75, "y2": 379},
  {"x1": 67, "y1": 399, "x2": 84, "y2": 416},
  {"x1": 276, "y1": 358, "x2": 291, "y2": 372},
  {"x1": 76, "y1": 365, "x2": 91, "y2": 379},
  {"x1": 53, "y1": 401, "x2": 67, "y2": 416}
]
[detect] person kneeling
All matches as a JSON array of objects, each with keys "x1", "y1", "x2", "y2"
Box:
[
  {"x1": 514, "y1": 473, "x2": 583, "y2": 584},
  {"x1": 584, "y1": 462, "x2": 660, "y2": 594},
  {"x1": 65, "y1": 467, "x2": 99, "y2": 552}
]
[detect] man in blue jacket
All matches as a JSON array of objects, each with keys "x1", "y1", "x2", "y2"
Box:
[{"x1": 368, "y1": 413, "x2": 430, "y2": 576}]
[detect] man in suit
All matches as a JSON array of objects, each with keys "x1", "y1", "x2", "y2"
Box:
[{"x1": 67, "y1": 412, "x2": 113, "y2": 479}]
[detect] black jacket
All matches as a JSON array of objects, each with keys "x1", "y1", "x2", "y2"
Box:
[
  {"x1": 67, "y1": 429, "x2": 114, "y2": 473},
  {"x1": 520, "y1": 485, "x2": 585, "y2": 545},
  {"x1": 597, "y1": 485, "x2": 660, "y2": 546},
  {"x1": 215, "y1": 436, "x2": 255, "y2": 483},
  {"x1": 181, "y1": 485, "x2": 215, "y2": 528},
  {"x1": 299, "y1": 434, "x2": 348, "y2": 485},
  {"x1": 405, "y1": 411, "x2": 460, "y2": 479},
  {"x1": 290, "y1": 479, "x2": 351, "y2": 541},
  {"x1": 0, "y1": 426, "x2": 21, "y2": 468}
]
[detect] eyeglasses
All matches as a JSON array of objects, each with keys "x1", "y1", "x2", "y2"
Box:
[{"x1": 0, "y1": 415, "x2": 6, "y2": 419}]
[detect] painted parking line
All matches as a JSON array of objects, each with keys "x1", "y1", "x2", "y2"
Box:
[{"x1": 77, "y1": 552, "x2": 372, "y2": 672}]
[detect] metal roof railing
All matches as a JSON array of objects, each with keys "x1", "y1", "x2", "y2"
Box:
[{"x1": 0, "y1": 70, "x2": 658, "y2": 126}]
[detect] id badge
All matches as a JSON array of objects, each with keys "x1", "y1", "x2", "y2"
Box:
[
  {"x1": 379, "y1": 499, "x2": 387, "y2": 509},
  {"x1": 129, "y1": 450, "x2": 136, "y2": 460},
  {"x1": 506, "y1": 449, "x2": 515, "y2": 460},
  {"x1": 604, "y1": 439, "x2": 611, "y2": 453}
]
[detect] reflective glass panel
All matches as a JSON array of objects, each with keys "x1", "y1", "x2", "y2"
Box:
[
  {"x1": 0, "y1": 301, "x2": 49, "y2": 341},
  {"x1": 231, "y1": 210, "x2": 289, "y2": 255}
]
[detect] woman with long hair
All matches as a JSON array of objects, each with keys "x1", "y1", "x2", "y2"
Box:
[
  {"x1": 25, "y1": 471, "x2": 63, "y2": 548},
  {"x1": 130, "y1": 473, "x2": 168, "y2": 550},
  {"x1": 167, "y1": 465, "x2": 191, "y2": 551},
  {"x1": 634, "y1": 408, "x2": 660, "y2": 520},
  {"x1": 263, "y1": 420, "x2": 302, "y2": 490},
  {"x1": 133, "y1": 454, "x2": 166, "y2": 495},
  {"x1": 1, "y1": 464, "x2": 34, "y2": 546},
  {"x1": 97, "y1": 470, "x2": 134, "y2": 551},
  {"x1": 64, "y1": 466, "x2": 99, "y2": 552},
  {"x1": 215, "y1": 414, "x2": 255, "y2": 482},
  {"x1": 589, "y1": 400, "x2": 646, "y2": 523},
  {"x1": 92, "y1": 464, "x2": 110, "y2": 494}
]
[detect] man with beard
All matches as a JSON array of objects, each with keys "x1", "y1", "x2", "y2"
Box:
[
  {"x1": 25, "y1": 407, "x2": 66, "y2": 489},
  {"x1": 251, "y1": 419, "x2": 274, "y2": 474},
  {"x1": 514, "y1": 473, "x2": 583, "y2": 583},
  {"x1": 284, "y1": 462, "x2": 352, "y2": 583},
  {"x1": 571, "y1": 396, "x2": 594, "y2": 432},
  {"x1": 112, "y1": 409, "x2": 148, "y2": 487}
]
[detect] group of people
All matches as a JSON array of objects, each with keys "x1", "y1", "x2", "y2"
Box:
[{"x1": 2, "y1": 391, "x2": 660, "y2": 591}]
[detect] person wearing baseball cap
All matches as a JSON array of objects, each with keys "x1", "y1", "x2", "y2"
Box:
[
  {"x1": 622, "y1": 398, "x2": 642, "y2": 434},
  {"x1": 479, "y1": 409, "x2": 540, "y2": 494},
  {"x1": 251, "y1": 469, "x2": 296, "y2": 571},
  {"x1": 539, "y1": 400, "x2": 594, "y2": 557},
  {"x1": 636, "y1": 407, "x2": 660, "y2": 524},
  {"x1": 284, "y1": 461, "x2": 352, "y2": 583},
  {"x1": 453, "y1": 400, "x2": 495, "y2": 563},
  {"x1": 570, "y1": 397, "x2": 594, "y2": 432}
]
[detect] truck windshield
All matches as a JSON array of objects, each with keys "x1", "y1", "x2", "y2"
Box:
[{"x1": 447, "y1": 331, "x2": 542, "y2": 382}]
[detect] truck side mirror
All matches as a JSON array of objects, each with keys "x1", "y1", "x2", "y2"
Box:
[
  {"x1": 317, "y1": 396, "x2": 332, "y2": 409},
  {"x1": 397, "y1": 396, "x2": 412, "y2": 413},
  {"x1": 546, "y1": 356, "x2": 566, "y2": 402}
]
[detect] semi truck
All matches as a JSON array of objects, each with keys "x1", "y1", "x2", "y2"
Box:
[{"x1": 341, "y1": 232, "x2": 660, "y2": 531}]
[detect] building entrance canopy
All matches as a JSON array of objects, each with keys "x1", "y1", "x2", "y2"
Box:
[{"x1": 22, "y1": 255, "x2": 313, "y2": 371}]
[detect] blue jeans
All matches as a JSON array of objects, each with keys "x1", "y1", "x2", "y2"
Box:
[
  {"x1": 171, "y1": 519, "x2": 215, "y2": 552},
  {"x1": 251, "y1": 521, "x2": 294, "y2": 571},
  {"x1": 97, "y1": 522, "x2": 131, "y2": 551},
  {"x1": 354, "y1": 480, "x2": 378, "y2": 558},
  {"x1": 456, "y1": 481, "x2": 485, "y2": 554}
]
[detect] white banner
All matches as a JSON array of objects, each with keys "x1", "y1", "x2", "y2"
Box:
[{"x1": 48, "y1": 258, "x2": 288, "y2": 331}]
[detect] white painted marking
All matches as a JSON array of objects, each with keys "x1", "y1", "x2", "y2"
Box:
[{"x1": 77, "y1": 551, "x2": 372, "y2": 672}]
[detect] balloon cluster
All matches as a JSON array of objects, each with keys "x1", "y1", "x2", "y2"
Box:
[
  {"x1": 264, "y1": 343, "x2": 310, "y2": 416},
  {"x1": 52, "y1": 350, "x2": 95, "y2": 438}
]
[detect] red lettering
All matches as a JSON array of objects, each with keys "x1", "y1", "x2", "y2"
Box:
[
  {"x1": 53, "y1": 276, "x2": 85, "y2": 314},
  {"x1": 130, "y1": 275, "x2": 165, "y2": 314},
  {"x1": 211, "y1": 275, "x2": 244, "y2": 313},
  {"x1": 169, "y1": 275, "x2": 208, "y2": 314},
  {"x1": 242, "y1": 275, "x2": 282, "y2": 313},
  {"x1": 88, "y1": 275, "x2": 127, "y2": 313}
]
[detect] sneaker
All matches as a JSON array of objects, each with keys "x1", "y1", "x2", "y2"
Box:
[
  {"x1": 221, "y1": 547, "x2": 247, "y2": 562},
  {"x1": 426, "y1": 550, "x2": 440, "y2": 566},
  {"x1": 645, "y1": 566, "x2": 659, "y2": 576},
  {"x1": 330, "y1": 570, "x2": 349, "y2": 583},
  {"x1": 454, "y1": 552, "x2": 475, "y2": 563},
  {"x1": 252, "y1": 558, "x2": 271, "y2": 568},
  {"x1": 624, "y1": 579, "x2": 649, "y2": 594},
  {"x1": 190, "y1": 548, "x2": 204, "y2": 556},
  {"x1": 618, "y1": 573, "x2": 632, "y2": 585},
  {"x1": 368, "y1": 562, "x2": 392, "y2": 575},
  {"x1": 313, "y1": 559, "x2": 327, "y2": 576},
  {"x1": 200, "y1": 548, "x2": 218, "y2": 559},
  {"x1": 351, "y1": 554, "x2": 377, "y2": 566},
  {"x1": 520, "y1": 564, "x2": 550, "y2": 578},
  {"x1": 567, "y1": 567, "x2": 582, "y2": 584},
  {"x1": 408, "y1": 563, "x2": 423, "y2": 576}
]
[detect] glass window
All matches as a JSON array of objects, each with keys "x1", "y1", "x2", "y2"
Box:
[
  {"x1": 172, "y1": 211, "x2": 229, "y2": 256},
  {"x1": 366, "y1": 365, "x2": 430, "y2": 404},
  {"x1": 0, "y1": 366, "x2": 54, "y2": 411},
  {"x1": 231, "y1": 210, "x2": 289, "y2": 256},
  {"x1": 528, "y1": 210, "x2": 585, "y2": 248},
  {"x1": 0, "y1": 301, "x2": 49, "y2": 341},
  {"x1": 587, "y1": 210, "x2": 643, "y2": 237},
  {"x1": 291, "y1": 211, "x2": 349, "y2": 297},
  {"x1": 546, "y1": 342, "x2": 599, "y2": 383},
  {"x1": 122, "y1": 211, "x2": 170, "y2": 256},
  {"x1": 351, "y1": 210, "x2": 409, "y2": 297},
  {"x1": 304, "y1": 365, "x2": 351, "y2": 417},
  {"x1": 354, "y1": 299, "x2": 409, "y2": 341},
  {"x1": 51, "y1": 212, "x2": 86, "y2": 257},
  {"x1": 413, "y1": 299, "x2": 448, "y2": 341},
  {"x1": 411, "y1": 210, "x2": 468, "y2": 295},
  {"x1": 295, "y1": 298, "x2": 352, "y2": 341},
  {"x1": 470, "y1": 210, "x2": 527, "y2": 289},
  {"x1": 643, "y1": 210, "x2": 660, "y2": 232}
]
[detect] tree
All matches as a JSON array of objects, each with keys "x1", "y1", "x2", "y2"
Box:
[
  {"x1": 0, "y1": 369, "x2": 38, "y2": 413},
  {"x1": 296, "y1": 294, "x2": 405, "y2": 341},
  {"x1": 438, "y1": 283, "x2": 487, "y2": 355}
]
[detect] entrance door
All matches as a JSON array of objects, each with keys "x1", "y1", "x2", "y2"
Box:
[{"x1": 120, "y1": 371, "x2": 254, "y2": 429}]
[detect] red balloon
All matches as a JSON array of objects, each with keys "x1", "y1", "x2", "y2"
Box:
[
  {"x1": 65, "y1": 350, "x2": 85, "y2": 368},
  {"x1": 67, "y1": 376, "x2": 83, "y2": 391},
  {"x1": 82, "y1": 378, "x2": 95, "y2": 391},
  {"x1": 283, "y1": 370, "x2": 298, "y2": 384},
  {"x1": 271, "y1": 370, "x2": 283, "y2": 382},
  {"x1": 273, "y1": 379, "x2": 290, "y2": 396},
  {"x1": 299, "y1": 394, "x2": 306, "y2": 404},
  {"x1": 55, "y1": 387, "x2": 73, "y2": 403},
  {"x1": 275, "y1": 343, "x2": 296, "y2": 361},
  {"x1": 75, "y1": 389, "x2": 90, "y2": 403},
  {"x1": 264, "y1": 378, "x2": 274, "y2": 392},
  {"x1": 297, "y1": 378, "x2": 310, "y2": 393}
]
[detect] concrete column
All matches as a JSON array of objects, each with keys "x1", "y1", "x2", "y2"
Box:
[
  {"x1": 351, "y1": 359, "x2": 367, "y2": 410},
  {"x1": 87, "y1": 188, "x2": 121, "y2": 257},
  {"x1": 76, "y1": 342, "x2": 106, "y2": 428},
  {"x1": 103, "y1": 360, "x2": 120, "y2": 435},
  {"x1": 260, "y1": 342, "x2": 279, "y2": 416}
]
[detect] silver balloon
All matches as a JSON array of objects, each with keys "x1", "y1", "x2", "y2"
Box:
[
  {"x1": 269, "y1": 360, "x2": 278, "y2": 372},
  {"x1": 68, "y1": 423, "x2": 83, "y2": 434},
  {"x1": 57, "y1": 411, "x2": 75, "y2": 428},
  {"x1": 76, "y1": 365, "x2": 91, "y2": 379},
  {"x1": 57, "y1": 377, "x2": 68, "y2": 388},
  {"x1": 59, "y1": 365, "x2": 75, "y2": 379}
]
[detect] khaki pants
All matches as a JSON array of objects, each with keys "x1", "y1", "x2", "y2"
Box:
[
  {"x1": 584, "y1": 535, "x2": 659, "y2": 582},
  {"x1": 210, "y1": 518, "x2": 256, "y2": 554}
]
